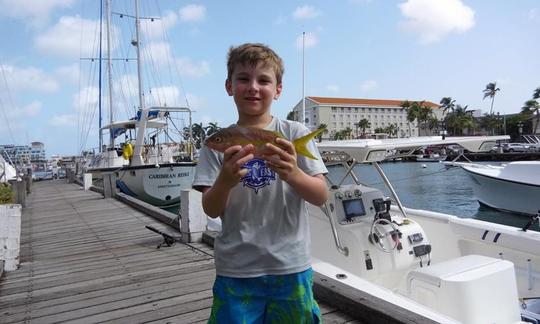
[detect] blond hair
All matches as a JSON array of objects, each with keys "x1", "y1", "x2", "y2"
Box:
[{"x1": 226, "y1": 43, "x2": 284, "y2": 84}]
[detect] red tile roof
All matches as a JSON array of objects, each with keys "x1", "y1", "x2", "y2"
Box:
[{"x1": 307, "y1": 96, "x2": 439, "y2": 108}]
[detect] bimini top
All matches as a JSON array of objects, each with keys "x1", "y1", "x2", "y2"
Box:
[{"x1": 316, "y1": 135, "x2": 509, "y2": 163}]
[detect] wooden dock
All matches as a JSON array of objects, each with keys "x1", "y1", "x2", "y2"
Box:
[{"x1": 0, "y1": 180, "x2": 361, "y2": 323}]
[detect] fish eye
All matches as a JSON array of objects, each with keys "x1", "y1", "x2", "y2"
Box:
[{"x1": 215, "y1": 137, "x2": 222, "y2": 143}]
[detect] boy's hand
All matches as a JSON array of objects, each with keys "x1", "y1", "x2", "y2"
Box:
[
  {"x1": 262, "y1": 138, "x2": 301, "y2": 182},
  {"x1": 216, "y1": 144, "x2": 255, "y2": 189}
]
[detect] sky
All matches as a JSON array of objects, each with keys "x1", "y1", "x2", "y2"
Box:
[{"x1": 0, "y1": 0, "x2": 539, "y2": 157}]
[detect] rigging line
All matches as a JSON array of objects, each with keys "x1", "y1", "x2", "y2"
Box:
[
  {"x1": 80, "y1": 9, "x2": 102, "y2": 152},
  {"x1": 155, "y1": 0, "x2": 190, "y2": 109},
  {"x1": 0, "y1": 63, "x2": 16, "y2": 144}
]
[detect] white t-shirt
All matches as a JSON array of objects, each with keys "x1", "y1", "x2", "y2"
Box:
[{"x1": 192, "y1": 117, "x2": 327, "y2": 278}]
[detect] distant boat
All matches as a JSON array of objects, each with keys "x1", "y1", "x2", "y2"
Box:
[
  {"x1": 0, "y1": 155, "x2": 17, "y2": 183},
  {"x1": 460, "y1": 161, "x2": 540, "y2": 216}
]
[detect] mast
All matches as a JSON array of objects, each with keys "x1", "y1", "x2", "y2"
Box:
[
  {"x1": 105, "y1": 0, "x2": 114, "y2": 148},
  {"x1": 130, "y1": 0, "x2": 148, "y2": 166},
  {"x1": 98, "y1": 0, "x2": 103, "y2": 152}
]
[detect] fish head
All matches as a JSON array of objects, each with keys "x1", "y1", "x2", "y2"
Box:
[{"x1": 204, "y1": 129, "x2": 236, "y2": 152}]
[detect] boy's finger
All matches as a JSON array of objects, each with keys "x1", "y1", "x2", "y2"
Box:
[
  {"x1": 235, "y1": 153, "x2": 254, "y2": 167},
  {"x1": 275, "y1": 138, "x2": 295, "y2": 155},
  {"x1": 224, "y1": 145, "x2": 243, "y2": 161}
]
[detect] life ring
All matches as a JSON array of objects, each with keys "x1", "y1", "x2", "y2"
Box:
[{"x1": 122, "y1": 143, "x2": 134, "y2": 160}]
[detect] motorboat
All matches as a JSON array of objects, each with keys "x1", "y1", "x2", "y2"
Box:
[
  {"x1": 309, "y1": 135, "x2": 540, "y2": 323},
  {"x1": 416, "y1": 153, "x2": 447, "y2": 162},
  {"x1": 458, "y1": 161, "x2": 540, "y2": 216},
  {"x1": 206, "y1": 135, "x2": 540, "y2": 323}
]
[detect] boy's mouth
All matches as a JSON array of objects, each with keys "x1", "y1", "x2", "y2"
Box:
[{"x1": 245, "y1": 97, "x2": 261, "y2": 101}]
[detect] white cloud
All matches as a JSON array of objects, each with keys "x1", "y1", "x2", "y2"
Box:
[
  {"x1": 142, "y1": 42, "x2": 209, "y2": 78},
  {"x1": 326, "y1": 85, "x2": 340, "y2": 93},
  {"x1": 0, "y1": 64, "x2": 58, "y2": 92},
  {"x1": 349, "y1": 0, "x2": 376, "y2": 4},
  {"x1": 55, "y1": 64, "x2": 80, "y2": 84},
  {"x1": 398, "y1": 0, "x2": 475, "y2": 44},
  {"x1": 49, "y1": 114, "x2": 77, "y2": 126},
  {"x1": 528, "y1": 8, "x2": 540, "y2": 21},
  {"x1": 73, "y1": 86, "x2": 99, "y2": 115},
  {"x1": 293, "y1": 5, "x2": 321, "y2": 20},
  {"x1": 295, "y1": 32, "x2": 319, "y2": 50},
  {"x1": 35, "y1": 15, "x2": 119, "y2": 58},
  {"x1": 176, "y1": 58, "x2": 210, "y2": 78},
  {"x1": 185, "y1": 93, "x2": 208, "y2": 110},
  {"x1": 141, "y1": 10, "x2": 178, "y2": 39},
  {"x1": 360, "y1": 80, "x2": 377, "y2": 92},
  {"x1": 3, "y1": 100, "x2": 42, "y2": 119},
  {"x1": 148, "y1": 86, "x2": 180, "y2": 107},
  {"x1": 0, "y1": 0, "x2": 74, "y2": 27},
  {"x1": 179, "y1": 4, "x2": 206, "y2": 22}
]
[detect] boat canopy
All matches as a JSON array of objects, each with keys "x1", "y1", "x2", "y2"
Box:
[{"x1": 317, "y1": 135, "x2": 509, "y2": 163}]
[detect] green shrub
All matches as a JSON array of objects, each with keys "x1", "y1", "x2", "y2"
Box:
[{"x1": 0, "y1": 183, "x2": 13, "y2": 204}]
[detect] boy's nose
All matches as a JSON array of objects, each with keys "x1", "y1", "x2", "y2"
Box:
[{"x1": 247, "y1": 80, "x2": 259, "y2": 91}]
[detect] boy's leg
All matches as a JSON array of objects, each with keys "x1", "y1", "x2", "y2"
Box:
[
  {"x1": 208, "y1": 275, "x2": 266, "y2": 324},
  {"x1": 263, "y1": 268, "x2": 321, "y2": 324}
]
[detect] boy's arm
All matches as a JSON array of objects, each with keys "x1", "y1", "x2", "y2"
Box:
[
  {"x1": 201, "y1": 144, "x2": 255, "y2": 218},
  {"x1": 263, "y1": 138, "x2": 328, "y2": 206}
]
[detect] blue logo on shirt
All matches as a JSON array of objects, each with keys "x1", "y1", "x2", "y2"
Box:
[{"x1": 241, "y1": 158, "x2": 275, "y2": 193}]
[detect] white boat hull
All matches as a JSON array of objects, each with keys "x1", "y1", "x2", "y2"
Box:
[
  {"x1": 115, "y1": 163, "x2": 196, "y2": 207},
  {"x1": 462, "y1": 163, "x2": 540, "y2": 216}
]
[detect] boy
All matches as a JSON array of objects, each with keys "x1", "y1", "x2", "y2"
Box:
[{"x1": 193, "y1": 43, "x2": 328, "y2": 323}]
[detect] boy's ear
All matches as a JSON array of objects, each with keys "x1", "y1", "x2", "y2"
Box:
[
  {"x1": 225, "y1": 79, "x2": 233, "y2": 96},
  {"x1": 274, "y1": 83, "x2": 283, "y2": 100}
]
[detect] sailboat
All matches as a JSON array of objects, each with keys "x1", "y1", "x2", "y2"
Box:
[{"x1": 84, "y1": 0, "x2": 196, "y2": 207}]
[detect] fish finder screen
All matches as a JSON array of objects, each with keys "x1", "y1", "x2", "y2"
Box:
[{"x1": 342, "y1": 199, "x2": 366, "y2": 220}]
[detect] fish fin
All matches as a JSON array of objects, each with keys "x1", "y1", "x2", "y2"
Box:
[
  {"x1": 293, "y1": 128, "x2": 324, "y2": 160},
  {"x1": 271, "y1": 131, "x2": 286, "y2": 139}
]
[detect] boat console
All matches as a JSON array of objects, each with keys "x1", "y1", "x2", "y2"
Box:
[{"x1": 324, "y1": 183, "x2": 432, "y2": 276}]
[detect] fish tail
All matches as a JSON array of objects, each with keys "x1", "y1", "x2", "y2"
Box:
[{"x1": 293, "y1": 128, "x2": 324, "y2": 160}]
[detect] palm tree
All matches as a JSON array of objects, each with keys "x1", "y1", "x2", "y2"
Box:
[
  {"x1": 417, "y1": 104, "x2": 434, "y2": 136},
  {"x1": 447, "y1": 105, "x2": 475, "y2": 136},
  {"x1": 483, "y1": 82, "x2": 500, "y2": 115},
  {"x1": 522, "y1": 99, "x2": 540, "y2": 134},
  {"x1": 440, "y1": 97, "x2": 456, "y2": 117},
  {"x1": 204, "y1": 122, "x2": 220, "y2": 137},
  {"x1": 316, "y1": 124, "x2": 328, "y2": 142},
  {"x1": 385, "y1": 123, "x2": 398, "y2": 137},
  {"x1": 533, "y1": 87, "x2": 540, "y2": 100},
  {"x1": 400, "y1": 101, "x2": 413, "y2": 136},
  {"x1": 357, "y1": 119, "x2": 370, "y2": 137},
  {"x1": 343, "y1": 127, "x2": 353, "y2": 139},
  {"x1": 286, "y1": 111, "x2": 296, "y2": 121}
]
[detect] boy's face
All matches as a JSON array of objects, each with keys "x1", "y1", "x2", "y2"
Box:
[{"x1": 225, "y1": 62, "x2": 282, "y2": 120}]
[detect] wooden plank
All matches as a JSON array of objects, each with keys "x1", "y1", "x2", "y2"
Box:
[{"x1": 0, "y1": 180, "x2": 364, "y2": 324}]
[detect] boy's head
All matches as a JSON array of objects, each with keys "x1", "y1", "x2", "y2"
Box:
[{"x1": 226, "y1": 43, "x2": 284, "y2": 85}]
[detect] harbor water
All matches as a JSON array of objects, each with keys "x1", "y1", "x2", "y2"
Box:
[
  {"x1": 166, "y1": 161, "x2": 538, "y2": 232},
  {"x1": 327, "y1": 161, "x2": 538, "y2": 232}
]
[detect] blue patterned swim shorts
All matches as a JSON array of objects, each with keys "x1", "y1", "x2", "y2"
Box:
[{"x1": 208, "y1": 268, "x2": 321, "y2": 324}]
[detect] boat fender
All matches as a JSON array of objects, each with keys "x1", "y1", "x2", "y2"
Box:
[{"x1": 122, "y1": 143, "x2": 134, "y2": 160}]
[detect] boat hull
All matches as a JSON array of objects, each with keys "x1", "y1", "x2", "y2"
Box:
[
  {"x1": 114, "y1": 163, "x2": 196, "y2": 207},
  {"x1": 462, "y1": 166, "x2": 540, "y2": 216}
]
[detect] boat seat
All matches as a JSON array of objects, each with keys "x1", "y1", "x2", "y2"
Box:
[{"x1": 407, "y1": 254, "x2": 520, "y2": 323}]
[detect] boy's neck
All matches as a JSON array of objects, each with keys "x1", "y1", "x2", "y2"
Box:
[{"x1": 237, "y1": 114, "x2": 273, "y2": 129}]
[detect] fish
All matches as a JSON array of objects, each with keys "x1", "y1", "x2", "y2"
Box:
[{"x1": 204, "y1": 126, "x2": 325, "y2": 160}]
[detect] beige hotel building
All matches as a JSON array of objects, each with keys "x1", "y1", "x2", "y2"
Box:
[{"x1": 291, "y1": 96, "x2": 443, "y2": 139}]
